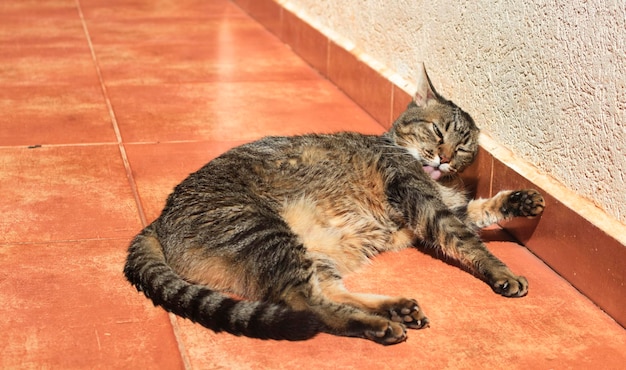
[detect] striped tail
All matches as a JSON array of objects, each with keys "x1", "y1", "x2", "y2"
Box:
[{"x1": 123, "y1": 224, "x2": 323, "y2": 341}]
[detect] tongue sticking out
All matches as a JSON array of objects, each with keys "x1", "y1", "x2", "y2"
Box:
[{"x1": 423, "y1": 165, "x2": 442, "y2": 180}]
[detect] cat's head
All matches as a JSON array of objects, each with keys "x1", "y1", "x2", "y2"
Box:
[{"x1": 388, "y1": 63, "x2": 479, "y2": 180}]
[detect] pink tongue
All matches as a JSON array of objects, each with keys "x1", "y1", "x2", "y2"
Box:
[{"x1": 423, "y1": 165, "x2": 442, "y2": 180}]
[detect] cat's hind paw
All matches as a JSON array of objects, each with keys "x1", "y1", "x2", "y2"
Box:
[
  {"x1": 363, "y1": 321, "x2": 408, "y2": 345},
  {"x1": 381, "y1": 298, "x2": 429, "y2": 330}
]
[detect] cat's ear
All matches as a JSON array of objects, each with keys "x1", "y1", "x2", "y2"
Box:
[{"x1": 413, "y1": 63, "x2": 440, "y2": 107}]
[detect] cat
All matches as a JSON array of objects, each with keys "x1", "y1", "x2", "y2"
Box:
[{"x1": 124, "y1": 63, "x2": 545, "y2": 345}]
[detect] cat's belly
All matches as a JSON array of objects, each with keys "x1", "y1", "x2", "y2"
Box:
[{"x1": 280, "y1": 196, "x2": 414, "y2": 274}]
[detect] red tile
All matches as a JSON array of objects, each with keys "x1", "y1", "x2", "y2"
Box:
[
  {"x1": 86, "y1": 16, "x2": 266, "y2": 45},
  {"x1": 0, "y1": 145, "x2": 142, "y2": 244},
  {"x1": 93, "y1": 37, "x2": 318, "y2": 85},
  {"x1": 0, "y1": 240, "x2": 184, "y2": 369},
  {"x1": 80, "y1": 0, "x2": 243, "y2": 20},
  {"x1": 0, "y1": 84, "x2": 116, "y2": 146},
  {"x1": 0, "y1": 13, "x2": 86, "y2": 47},
  {"x1": 86, "y1": 13, "x2": 318, "y2": 85},
  {"x1": 327, "y1": 41, "x2": 393, "y2": 127},
  {"x1": 282, "y1": 10, "x2": 329, "y2": 77},
  {"x1": 107, "y1": 80, "x2": 385, "y2": 143},
  {"x1": 232, "y1": 0, "x2": 283, "y2": 37},
  {"x1": 0, "y1": 46, "x2": 100, "y2": 86},
  {"x1": 125, "y1": 141, "x2": 246, "y2": 222},
  {"x1": 0, "y1": 0, "x2": 76, "y2": 14},
  {"x1": 492, "y1": 158, "x2": 626, "y2": 327},
  {"x1": 172, "y1": 243, "x2": 626, "y2": 369}
]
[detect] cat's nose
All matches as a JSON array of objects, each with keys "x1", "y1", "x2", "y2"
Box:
[{"x1": 440, "y1": 155, "x2": 451, "y2": 164}]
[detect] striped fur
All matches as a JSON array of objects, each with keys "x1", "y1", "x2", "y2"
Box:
[{"x1": 124, "y1": 64, "x2": 544, "y2": 345}]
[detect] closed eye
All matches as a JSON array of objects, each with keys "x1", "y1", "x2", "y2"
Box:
[
  {"x1": 456, "y1": 147, "x2": 471, "y2": 153},
  {"x1": 432, "y1": 124, "x2": 444, "y2": 142}
]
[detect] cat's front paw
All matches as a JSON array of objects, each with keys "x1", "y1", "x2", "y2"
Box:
[
  {"x1": 489, "y1": 273, "x2": 528, "y2": 297},
  {"x1": 505, "y1": 189, "x2": 545, "y2": 218}
]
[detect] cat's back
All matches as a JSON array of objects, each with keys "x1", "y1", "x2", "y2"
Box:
[
  {"x1": 156, "y1": 132, "x2": 386, "y2": 217},
  {"x1": 175, "y1": 132, "x2": 387, "y2": 194}
]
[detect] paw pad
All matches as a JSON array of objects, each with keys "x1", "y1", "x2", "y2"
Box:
[
  {"x1": 492, "y1": 275, "x2": 529, "y2": 297},
  {"x1": 364, "y1": 321, "x2": 407, "y2": 345},
  {"x1": 384, "y1": 298, "x2": 429, "y2": 330},
  {"x1": 507, "y1": 189, "x2": 545, "y2": 217}
]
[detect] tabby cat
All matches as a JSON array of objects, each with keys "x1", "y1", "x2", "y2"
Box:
[{"x1": 124, "y1": 64, "x2": 544, "y2": 345}]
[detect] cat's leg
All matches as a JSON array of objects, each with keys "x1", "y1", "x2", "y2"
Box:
[
  {"x1": 317, "y1": 278, "x2": 429, "y2": 330},
  {"x1": 424, "y1": 212, "x2": 529, "y2": 296},
  {"x1": 387, "y1": 176, "x2": 529, "y2": 297},
  {"x1": 435, "y1": 215, "x2": 528, "y2": 296},
  {"x1": 279, "y1": 276, "x2": 411, "y2": 345},
  {"x1": 255, "y1": 245, "x2": 407, "y2": 345},
  {"x1": 466, "y1": 189, "x2": 545, "y2": 229}
]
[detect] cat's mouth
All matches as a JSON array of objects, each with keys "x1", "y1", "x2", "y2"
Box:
[{"x1": 422, "y1": 165, "x2": 443, "y2": 180}]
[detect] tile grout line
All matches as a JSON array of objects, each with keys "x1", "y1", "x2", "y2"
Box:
[
  {"x1": 74, "y1": 2, "x2": 192, "y2": 369},
  {"x1": 0, "y1": 237, "x2": 137, "y2": 247},
  {"x1": 74, "y1": 0, "x2": 147, "y2": 227}
]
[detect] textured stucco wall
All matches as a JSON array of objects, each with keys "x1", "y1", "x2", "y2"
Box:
[{"x1": 283, "y1": 0, "x2": 626, "y2": 224}]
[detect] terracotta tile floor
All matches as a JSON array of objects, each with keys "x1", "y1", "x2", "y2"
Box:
[{"x1": 1, "y1": 1, "x2": 624, "y2": 369}]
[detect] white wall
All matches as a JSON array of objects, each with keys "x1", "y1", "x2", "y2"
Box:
[{"x1": 283, "y1": 0, "x2": 626, "y2": 224}]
